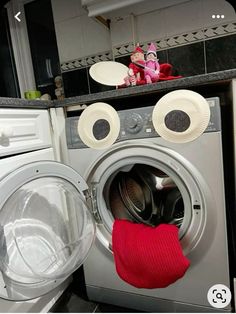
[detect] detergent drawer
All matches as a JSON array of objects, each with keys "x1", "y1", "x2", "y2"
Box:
[{"x1": 0, "y1": 109, "x2": 52, "y2": 157}]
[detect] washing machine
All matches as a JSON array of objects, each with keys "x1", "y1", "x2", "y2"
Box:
[
  {"x1": 0, "y1": 108, "x2": 96, "y2": 312},
  {"x1": 65, "y1": 91, "x2": 232, "y2": 312}
]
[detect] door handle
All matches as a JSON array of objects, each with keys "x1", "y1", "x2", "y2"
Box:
[
  {"x1": 46, "y1": 59, "x2": 53, "y2": 78},
  {"x1": 0, "y1": 126, "x2": 14, "y2": 138}
]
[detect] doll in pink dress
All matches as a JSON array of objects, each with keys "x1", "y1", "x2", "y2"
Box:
[{"x1": 145, "y1": 43, "x2": 160, "y2": 84}]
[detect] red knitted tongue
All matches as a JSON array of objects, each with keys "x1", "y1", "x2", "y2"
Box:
[{"x1": 112, "y1": 220, "x2": 190, "y2": 289}]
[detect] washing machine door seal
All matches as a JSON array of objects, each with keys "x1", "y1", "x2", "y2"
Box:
[{"x1": 0, "y1": 161, "x2": 95, "y2": 301}]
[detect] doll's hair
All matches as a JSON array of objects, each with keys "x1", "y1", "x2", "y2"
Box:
[{"x1": 146, "y1": 51, "x2": 157, "y2": 57}]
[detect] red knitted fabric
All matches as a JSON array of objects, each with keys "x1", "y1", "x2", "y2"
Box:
[
  {"x1": 112, "y1": 220, "x2": 190, "y2": 289},
  {"x1": 159, "y1": 63, "x2": 182, "y2": 81}
]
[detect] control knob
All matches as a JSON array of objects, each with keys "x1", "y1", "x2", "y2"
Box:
[
  {"x1": 129, "y1": 117, "x2": 138, "y2": 128},
  {"x1": 124, "y1": 113, "x2": 143, "y2": 134}
]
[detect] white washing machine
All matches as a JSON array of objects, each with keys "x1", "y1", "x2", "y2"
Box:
[
  {"x1": 0, "y1": 108, "x2": 96, "y2": 312},
  {"x1": 65, "y1": 92, "x2": 232, "y2": 312}
]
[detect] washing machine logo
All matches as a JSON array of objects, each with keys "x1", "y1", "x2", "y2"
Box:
[{"x1": 207, "y1": 284, "x2": 231, "y2": 308}]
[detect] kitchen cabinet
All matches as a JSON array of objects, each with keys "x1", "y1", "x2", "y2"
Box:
[{"x1": 24, "y1": 0, "x2": 61, "y2": 98}]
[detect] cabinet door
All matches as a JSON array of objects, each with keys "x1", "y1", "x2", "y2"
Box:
[
  {"x1": 0, "y1": 8, "x2": 20, "y2": 98},
  {"x1": 0, "y1": 109, "x2": 52, "y2": 157},
  {"x1": 24, "y1": 0, "x2": 61, "y2": 98}
]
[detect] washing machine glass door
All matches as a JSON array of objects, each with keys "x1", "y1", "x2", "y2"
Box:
[{"x1": 0, "y1": 161, "x2": 95, "y2": 301}]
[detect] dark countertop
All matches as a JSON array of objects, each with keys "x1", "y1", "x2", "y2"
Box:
[
  {"x1": 0, "y1": 97, "x2": 51, "y2": 109},
  {"x1": 0, "y1": 69, "x2": 235, "y2": 109}
]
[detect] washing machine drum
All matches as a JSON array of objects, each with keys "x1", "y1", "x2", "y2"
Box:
[{"x1": 109, "y1": 165, "x2": 184, "y2": 227}]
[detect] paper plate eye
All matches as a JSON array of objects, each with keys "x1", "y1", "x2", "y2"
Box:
[
  {"x1": 77, "y1": 102, "x2": 120, "y2": 149},
  {"x1": 152, "y1": 90, "x2": 211, "y2": 143}
]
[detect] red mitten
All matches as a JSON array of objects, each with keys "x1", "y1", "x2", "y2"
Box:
[{"x1": 112, "y1": 220, "x2": 190, "y2": 289}]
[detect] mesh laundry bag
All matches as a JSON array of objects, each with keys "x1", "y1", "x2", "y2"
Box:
[{"x1": 112, "y1": 220, "x2": 190, "y2": 288}]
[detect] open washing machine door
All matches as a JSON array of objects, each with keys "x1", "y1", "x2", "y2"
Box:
[{"x1": 0, "y1": 161, "x2": 95, "y2": 301}]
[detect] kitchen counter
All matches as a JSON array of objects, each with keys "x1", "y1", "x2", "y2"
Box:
[
  {"x1": 0, "y1": 69, "x2": 235, "y2": 109},
  {"x1": 0, "y1": 97, "x2": 51, "y2": 109}
]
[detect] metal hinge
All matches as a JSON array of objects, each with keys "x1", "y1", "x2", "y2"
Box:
[{"x1": 84, "y1": 187, "x2": 101, "y2": 222}]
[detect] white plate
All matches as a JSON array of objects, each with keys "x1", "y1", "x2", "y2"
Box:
[
  {"x1": 89, "y1": 61, "x2": 129, "y2": 86},
  {"x1": 152, "y1": 90, "x2": 210, "y2": 143},
  {"x1": 77, "y1": 102, "x2": 120, "y2": 149}
]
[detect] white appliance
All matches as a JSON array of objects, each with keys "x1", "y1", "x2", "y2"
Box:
[
  {"x1": 65, "y1": 93, "x2": 232, "y2": 312},
  {"x1": 0, "y1": 109, "x2": 95, "y2": 312}
]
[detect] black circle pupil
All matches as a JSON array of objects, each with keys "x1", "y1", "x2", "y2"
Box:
[
  {"x1": 93, "y1": 119, "x2": 110, "y2": 140},
  {"x1": 164, "y1": 110, "x2": 191, "y2": 132}
]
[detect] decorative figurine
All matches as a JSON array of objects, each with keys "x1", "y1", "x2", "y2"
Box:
[
  {"x1": 120, "y1": 43, "x2": 182, "y2": 88},
  {"x1": 40, "y1": 93, "x2": 51, "y2": 101},
  {"x1": 145, "y1": 43, "x2": 160, "y2": 84},
  {"x1": 54, "y1": 76, "x2": 65, "y2": 100},
  {"x1": 124, "y1": 46, "x2": 146, "y2": 86}
]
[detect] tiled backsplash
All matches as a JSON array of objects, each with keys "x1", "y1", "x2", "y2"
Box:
[
  {"x1": 168, "y1": 42, "x2": 205, "y2": 77},
  {"x1": 205, "y1": 34, "x2": 236, "y2": 72},
  {"x1": 61, "y1": 22, "x2": 236, "y2": 97}
]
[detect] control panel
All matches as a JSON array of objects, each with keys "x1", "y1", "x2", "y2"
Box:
[{"x1": 66, "y1": 97, "x2": 221, "y2": 149}]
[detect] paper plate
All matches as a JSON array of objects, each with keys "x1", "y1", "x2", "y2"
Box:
[
  {"x1": 89, "y1": 61, "x2": 129, "y2": 86},
  {"x1": 152, "y1": 90, "x2": 210, "y2": 143},
  {"x1": 77, "y1": 102, "x2": 120, "y2": 150}
]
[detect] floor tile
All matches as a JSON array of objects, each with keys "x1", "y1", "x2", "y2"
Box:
[
  {"x1": 95, "y1": 302, "x2": 142, "y2": 313},
  {"x1": 50, "y1": 288, "x2": 97, "y2": 313}
]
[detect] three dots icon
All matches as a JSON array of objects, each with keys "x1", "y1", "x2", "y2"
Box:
[{"x1": 212, "y1": 14, "x2": 225, "y2": 19}]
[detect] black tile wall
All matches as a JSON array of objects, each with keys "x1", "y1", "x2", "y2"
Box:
[
  {"x1": 154, "y1": 49, "x2": 168, "y2": 64},
  {"x1": 115, "y1": 55, "x2": 130, "y2": 67},
  {"x1": 62, "y1": 68, "x2": 89, "y2": 97},
  {"x1": 205, "y1": 34, "x2": 236, "y2": 73},
  {"x1": 62, "y1": 67, "x2": 115, "y2": 97},
  {"x1": 167, "y1": 42, "x2": 205, "y2": 77},
  {"x1": 62, "y1": 35, "x2": 236, "y2": 97}
]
